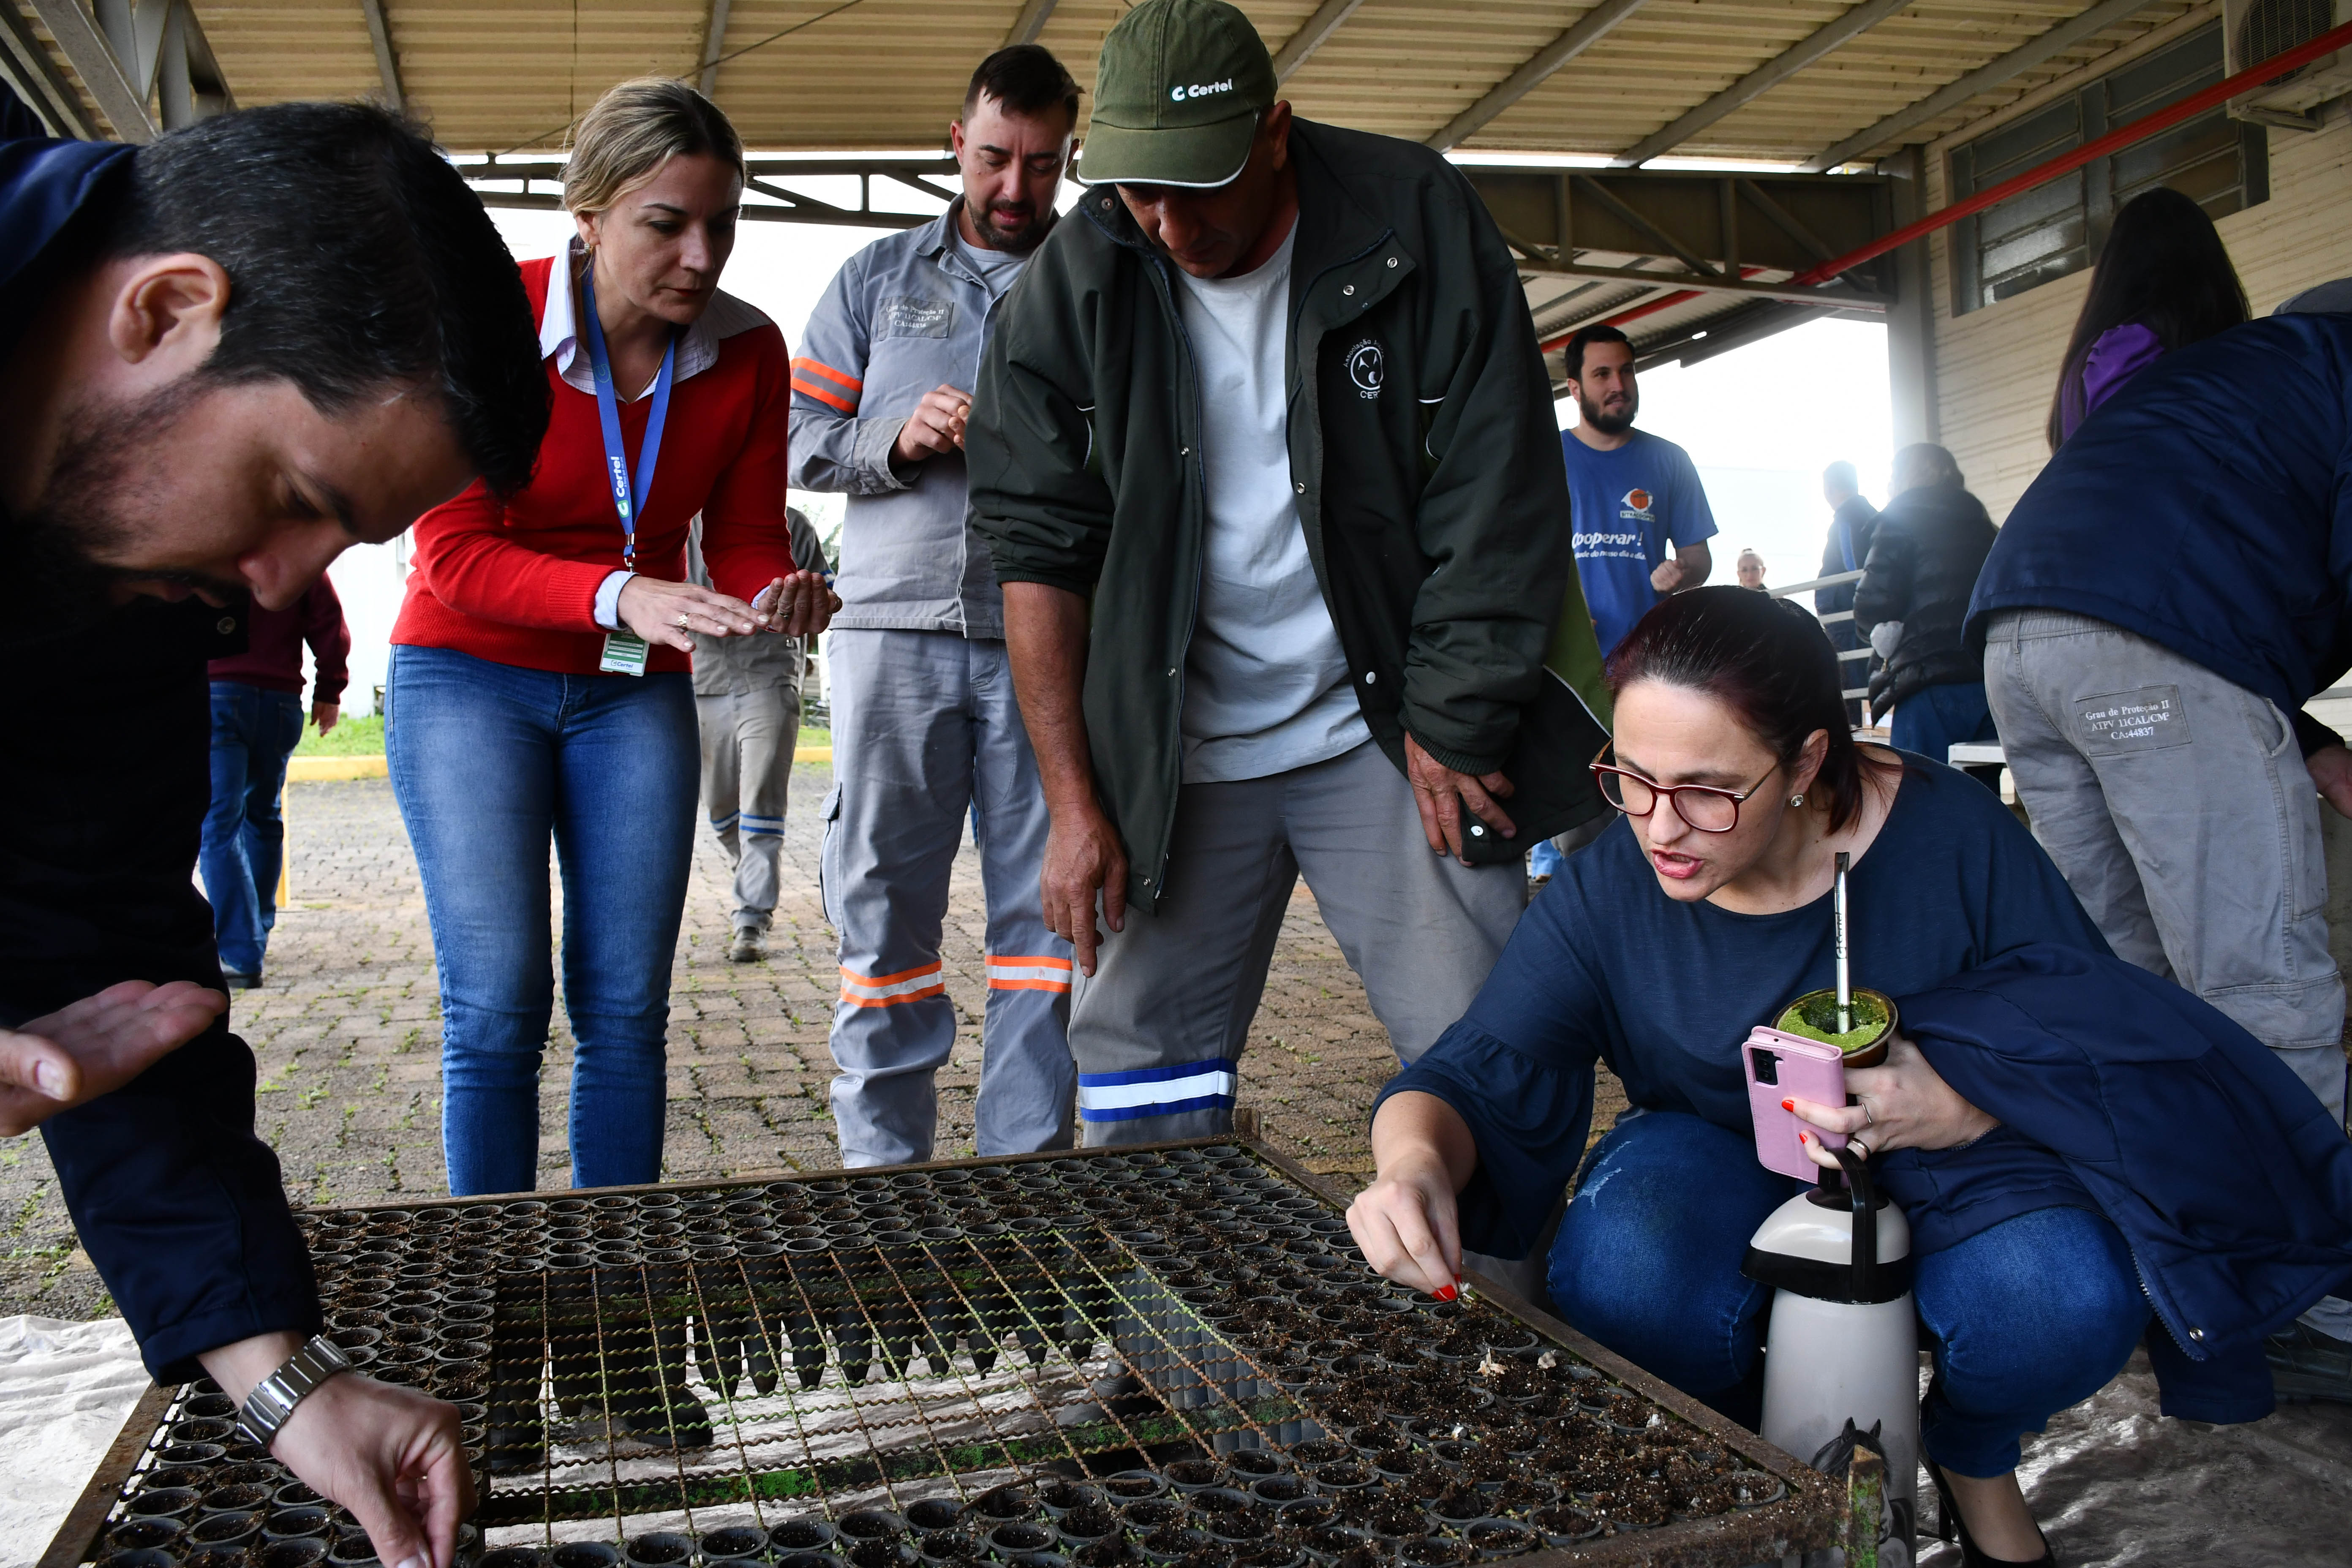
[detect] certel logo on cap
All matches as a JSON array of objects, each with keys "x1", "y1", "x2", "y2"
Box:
[{"x1": 1172, "y1": 79, "x2": 1235, "y2": 101}]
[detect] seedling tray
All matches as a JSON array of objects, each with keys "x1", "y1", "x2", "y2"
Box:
[{"x1": 46, "y1": 1138, "x2": 1836, "y2": 1568}]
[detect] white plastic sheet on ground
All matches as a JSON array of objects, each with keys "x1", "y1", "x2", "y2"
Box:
[{"x1": 0, "y1": 1315, "x2": 148, "y2": 1568}]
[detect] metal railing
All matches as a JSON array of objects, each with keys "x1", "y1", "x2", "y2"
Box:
[{"x1": 1765, "y1": 569, "x2": 1871, "y2": 703}]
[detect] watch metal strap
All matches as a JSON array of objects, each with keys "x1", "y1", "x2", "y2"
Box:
[{"x1": 237, "y1": 1334, "x2": 354, "y2": 1447}]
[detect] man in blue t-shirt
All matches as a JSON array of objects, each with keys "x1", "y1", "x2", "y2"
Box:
[{"x1": 1558, "y1": 325, "x2": 1717, "y2": 659}]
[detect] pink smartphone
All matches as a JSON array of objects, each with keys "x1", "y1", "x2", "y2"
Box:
[{"x1": 1742, "y1": 1025, "x2": 1848, "y2": 1181}]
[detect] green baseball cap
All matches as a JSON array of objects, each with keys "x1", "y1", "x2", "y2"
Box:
[{"x1": 1079, "y1": 0, "x2": 1276, "y2": 189}]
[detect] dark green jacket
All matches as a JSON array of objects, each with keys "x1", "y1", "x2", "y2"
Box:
[{"x1": 968, "y1": 118, "x2": 1608, "y2": 908}]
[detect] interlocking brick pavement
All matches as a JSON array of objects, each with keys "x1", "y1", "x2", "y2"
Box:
[{"x1": 0, "y1": 767, "x2": 1627, "y2": 1320}]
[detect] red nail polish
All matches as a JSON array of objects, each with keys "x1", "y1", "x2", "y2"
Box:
[
  {"x1": 1433, "y1": 1284, "x2": 1457, "y2": 1302},
  {"x1": 1780, "y1": 1099, "x2": 1795, "y2": 1113},
  {"x1": 1798, "y1": 1132, "x2": 1810, "y2": 1144}
]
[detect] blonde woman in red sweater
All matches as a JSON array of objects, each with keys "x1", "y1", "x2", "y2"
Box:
[{"x1": 388, "y1": 79, "x2": 833, "y2": 1211}]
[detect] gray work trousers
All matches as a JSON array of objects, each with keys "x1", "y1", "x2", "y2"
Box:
[
  {"x1": 697, "y1": 683, "x2": 800, "y2": 932},
  {"x1": 820, "y1": 629, "x2": 1075, "y2": 1165},
  {"x1": 1070, "y1": 739, "x2": 1529, "y2": 1145},
  {"x1": 1982, "y1": 610, "x2": 2350, "y2": 1124}
]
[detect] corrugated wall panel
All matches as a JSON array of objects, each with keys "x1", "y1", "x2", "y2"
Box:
[{"x1": 1929, "y1": 111, "x2": 2352, "y2": 526}]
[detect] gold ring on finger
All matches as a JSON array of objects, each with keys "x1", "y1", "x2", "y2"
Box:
[{"x1": 675, "y1": 613, "x2": 692, "y2": 627}]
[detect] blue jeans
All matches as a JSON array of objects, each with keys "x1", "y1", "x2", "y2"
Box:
[
  {"x1": 1545, "y1": 1111, "x2": 2148, "y2": 1477},
  {"x1": 386, "y1": 645, "x2": 699, "y2": 1196},
  {"x1": 201, "y1": 682, "x2": 305, "y2": 977},
  {"x1": 1890, "y1": 680, "x2": 2000, "y2": 772}
]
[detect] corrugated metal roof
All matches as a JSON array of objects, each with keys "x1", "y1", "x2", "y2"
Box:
[{"x1": 36, "y1": 0, "x2": 2195, "y2": 165}]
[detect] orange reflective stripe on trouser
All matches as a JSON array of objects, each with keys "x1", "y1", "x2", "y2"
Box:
[
  {"x1": 985, "y1": 954, "x2": 1073, "y2": 994},
  {"x1": 839, "y1": 960, "x2": 945, "y2": 1008}
]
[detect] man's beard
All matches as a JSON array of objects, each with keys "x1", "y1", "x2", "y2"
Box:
[
  {"x1": 1578, "y1": 390, "x2": 1637, "y2": 436},
  {"x1": 11, "y1": 378, "x2": 237, "y2": 640},
  {"x1": 971, "y1": 199, "x2": 1055, "y2": 256}
]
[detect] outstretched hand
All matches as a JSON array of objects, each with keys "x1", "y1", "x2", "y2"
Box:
[
  {"x1": 0, "y1": 981, "x2": 226, "y2": 1137},
  {"x1": 1786, "y1": 1033, "x2": 1998, "y2": 1168}
]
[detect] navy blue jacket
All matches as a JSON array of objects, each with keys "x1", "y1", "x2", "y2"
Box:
[
  {"x1": 1966, "y1": 315, "x2": 2352, "y2": 724},
  {"x1": 3, "y1": 90, "x2": 321, "y2": 1380},
  {"x1": 1894, "y1": 946, "x2": 2352, "y2": 1423}
]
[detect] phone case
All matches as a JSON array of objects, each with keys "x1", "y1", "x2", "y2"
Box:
[{"x1": 1741, "y1": 1024, "x2": 1848, "y2": 1181}]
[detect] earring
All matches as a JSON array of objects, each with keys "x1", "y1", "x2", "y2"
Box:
[{"x1": 1788, "y1": 793, "x2": 1805, "y2": 807}]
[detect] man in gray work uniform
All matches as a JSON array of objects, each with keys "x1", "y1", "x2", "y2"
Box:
[
  {"x1": 690, "y1": 507, "x2": 828, "y2": 962},
  {"x1": 966, "y1": 0, "x2": 1608, "y2": 1146},
  {"x1": 787, "y1": 45, "x2": 1083, "y2": 1165}
]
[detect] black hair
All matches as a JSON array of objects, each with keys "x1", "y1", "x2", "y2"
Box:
[
  {"x1": 103, "y1": 100, "x2": 548, "y2": 494},
  {"x1": 1607, "y1": 586, "x2": 1896, "y2": 834},
  {"x1": 2047, "y1": 186, "x2": 2247, "y2": 450},
  {"x1": 1562, "y1": 323, "x2": 1630, "y2": 383},
  {"x1": 964, "y1": 44, "x2": 1082, "y2": 129}
]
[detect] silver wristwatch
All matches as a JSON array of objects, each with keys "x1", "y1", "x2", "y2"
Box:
[{"x1": 237, "y1": 1334, "x2": 353, "y2": 1448}]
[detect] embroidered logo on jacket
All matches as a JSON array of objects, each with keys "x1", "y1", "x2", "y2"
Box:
[
  {"x1": 1347, "y1": 339, "x2": 1386, "y2": 400},
  {"x1": 877, "y1": 295, "x2": 954, "y2": 339}
]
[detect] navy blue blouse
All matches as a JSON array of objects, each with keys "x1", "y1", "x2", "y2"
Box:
[{"x1": 1380, "y1": 755, "x2": 2115, "y2": 1258}]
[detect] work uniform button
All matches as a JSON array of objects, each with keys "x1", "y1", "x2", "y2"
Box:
[
  {"x1": 1387, "y1": 257, "x2": 1399, "y2": 267},
  {"x1": 1342, "y1": 284, "x2": 1355, "y2": 296},
  {"x1": 1295, "y1": 482, "x2": 1306, "y2": 493},
  {"x1": 1363, "y1": 671, "x2": 1377, "y2": 684},
  {"x1": 1167, "y1": 668, "x2": 1177, "y2": 678},
  {"x1": 216, "y1": 617, "x2": 237, "y2": 635}
]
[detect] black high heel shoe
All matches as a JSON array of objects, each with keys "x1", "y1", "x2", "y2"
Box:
[{"x1": 1930, "y1": 1465, "x2": 2058, "y2": 1567}]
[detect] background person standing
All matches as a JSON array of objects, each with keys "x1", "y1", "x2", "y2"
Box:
[
  {"x1": 690, "y1": 506, "x2": 829, "y2": 963},
  {"x1": 201, "y1": 578, "x2": 350, "y2": 988},
  {"x1": 1852, "y1": 443, "x2": 1998, "y2": 779},
  {"x1": 789, "y1": 45, "x2": 1083, "y2": 1167},
  {"x1": 1816, "y1": 460, "x2": 1878, "y2": 729},
  {"x1": 1558, "y1": 323, "x2": 1716, "y2": 660}
]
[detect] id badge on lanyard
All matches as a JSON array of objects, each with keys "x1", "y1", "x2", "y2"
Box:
[{"x1": 584, "y1": 266, "x2": 678, "y2": 676}]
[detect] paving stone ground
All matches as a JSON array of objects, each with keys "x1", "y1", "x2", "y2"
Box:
[{"x1": 0, "y1": 767, "x2": 1627, "y2": 1321}]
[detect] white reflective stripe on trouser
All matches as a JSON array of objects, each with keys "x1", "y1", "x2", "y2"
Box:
[
  {"x1": 839, "y1": 962, "x2": 945, "y2": 1008},
  {"x1": 986, "y1": 954, "x2": 1073, "y2": 993},
  {"x1": 1075, "y1": 1058, "x2": 1239, "y2": 1123}
]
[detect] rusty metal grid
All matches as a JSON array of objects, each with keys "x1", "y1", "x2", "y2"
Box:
[{"x1": 54, "y1": 1138, "x2": 1838, "y2": 1566}]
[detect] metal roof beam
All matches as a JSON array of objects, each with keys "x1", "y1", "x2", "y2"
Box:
[
  {"x1": 1271, "y1": 0, "x2": 1367, "y2": 81},
  {"x1": 1425, "y1": 0, "x2": 1652, "y2": 151},
  {"x1": 0, "y1": 0, "x2": 100, "y2": 136},
  {"x1": 1799, "y1": 0, "x2": 2164, "y2": 171},
  {"x1": 1571, "y1": 172, "x2": 1722, "y2": 276},
  {"x1": 1612, "y1": 0, "x2": 1915, "y2": 166},
  {"x1": 24, "y1": 0, "x2": 155, "y2": 139},
  {"x1": 1003, "y1": 0, "x2": 1057, "y2": 48},
  {"x1": 360, "y1": 0, "x2": 405, "y2": 109},
  {"x1": 1512, "y1": 252, "x2": 1885, "y2": 310}
]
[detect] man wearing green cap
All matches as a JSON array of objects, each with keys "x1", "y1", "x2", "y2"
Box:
[{"x1": 966, "y1": 0, "x2": 1608, "y2": 1146}]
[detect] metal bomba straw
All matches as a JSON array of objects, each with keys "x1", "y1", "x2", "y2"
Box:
[{"x1": 1833, "y1": 850, "x2": 1852, "y2": 1035}]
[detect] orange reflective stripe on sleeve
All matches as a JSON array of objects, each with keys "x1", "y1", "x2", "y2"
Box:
[
  {"x1": 791, "y1": 357, "x2": 863, "y2": 392},
  {"x1": 790, "y1": 376, "x2": 856, "y2": 414}
]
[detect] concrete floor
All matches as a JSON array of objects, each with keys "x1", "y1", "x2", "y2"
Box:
[{"x1": 2, "y1": 768, "x2": 2345, "y2": 1564}]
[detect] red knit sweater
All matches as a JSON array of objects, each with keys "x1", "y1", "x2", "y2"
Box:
[{"x1": 392, "y1": 256, "x2": 795, "y2": 675}]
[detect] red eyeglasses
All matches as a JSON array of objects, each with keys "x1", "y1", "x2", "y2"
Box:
[{"x1": 1589, "y1": 741, "x2": 1778, "y2": 834}]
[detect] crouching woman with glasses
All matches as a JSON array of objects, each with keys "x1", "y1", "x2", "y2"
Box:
[{"x1": 1348, "y1": 587, "x2": 2137, "y2": 1566}]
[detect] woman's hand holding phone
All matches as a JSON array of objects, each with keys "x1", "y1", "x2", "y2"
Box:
[{"x1": 1786, "y1": 1033, "x2": 2001, "y2": 1168}]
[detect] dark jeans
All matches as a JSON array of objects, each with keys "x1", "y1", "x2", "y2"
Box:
[
  {"x1": 200, "y1": 682, "x2": 305, "y2": 977},
  {"x1": 1544, "y1": 1111, "x2": 2148, "y2": 1476},
  {"x1": 386, "y1": 645, "x2": 699, "y2": 1196},
  {"x1": 1891, "y1": 680, "x2": 2002, "y2": 789}
]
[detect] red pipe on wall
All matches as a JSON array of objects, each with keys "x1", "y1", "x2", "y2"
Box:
[
  {"x1": 1790, "y1": 16, "x2": 2352, "y2": 286},
  {"x1": 1539, "y1": 16, "x2": 2352, "y2": 354}
]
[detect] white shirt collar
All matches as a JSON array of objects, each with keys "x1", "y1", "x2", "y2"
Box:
[{"x1": 541, "y1": 236, "x2": 722, "y2": 398}]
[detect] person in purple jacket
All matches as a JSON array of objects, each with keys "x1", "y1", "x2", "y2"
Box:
[
  {"x1": 202, "y1": 577, "x2": 351, "y2": 987},
  {"x1": 2045, "y1": 186, "x2": 2247, "y2": 449}
]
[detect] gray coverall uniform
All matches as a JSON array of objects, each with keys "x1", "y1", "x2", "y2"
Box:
[
  {"x1": 689, "y1": 509, "x2": 827, "y2": 936},
  {"x1": 787, "y1": 202, "x2": 1075, "y2": 1166}
]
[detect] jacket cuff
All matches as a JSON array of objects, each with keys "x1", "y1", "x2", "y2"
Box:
[
  {"x1": 2294, "y1": 708, "x2": 2345, "y2": 758},
  {"x1": 537, "y1": 558, "x2": 624, "y2": 631},
  {"x1": 989, "y1": 562, "x2": 1100, "y2": 598},
  {"x1": 141, "y1": 1291, "x2": 328, "y2": 1386},
  {"x1": 1409, "y1": 730, "x2": 1509, "y2": 779},
  {"x1": 853, "y1": 417, "x2": 919, "y2": 494},
  {"x1": 592, "y1": 570, "x2": 637, "y2": 631}
]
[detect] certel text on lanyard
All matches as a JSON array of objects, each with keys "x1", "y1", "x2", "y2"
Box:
[{"x1": 586, "y1": 262, "x2": 677, "y2": 675}]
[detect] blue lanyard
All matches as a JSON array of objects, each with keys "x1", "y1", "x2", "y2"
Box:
[{"x1": 582, "y1": 266, "x2": 676, "y2": 571}]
